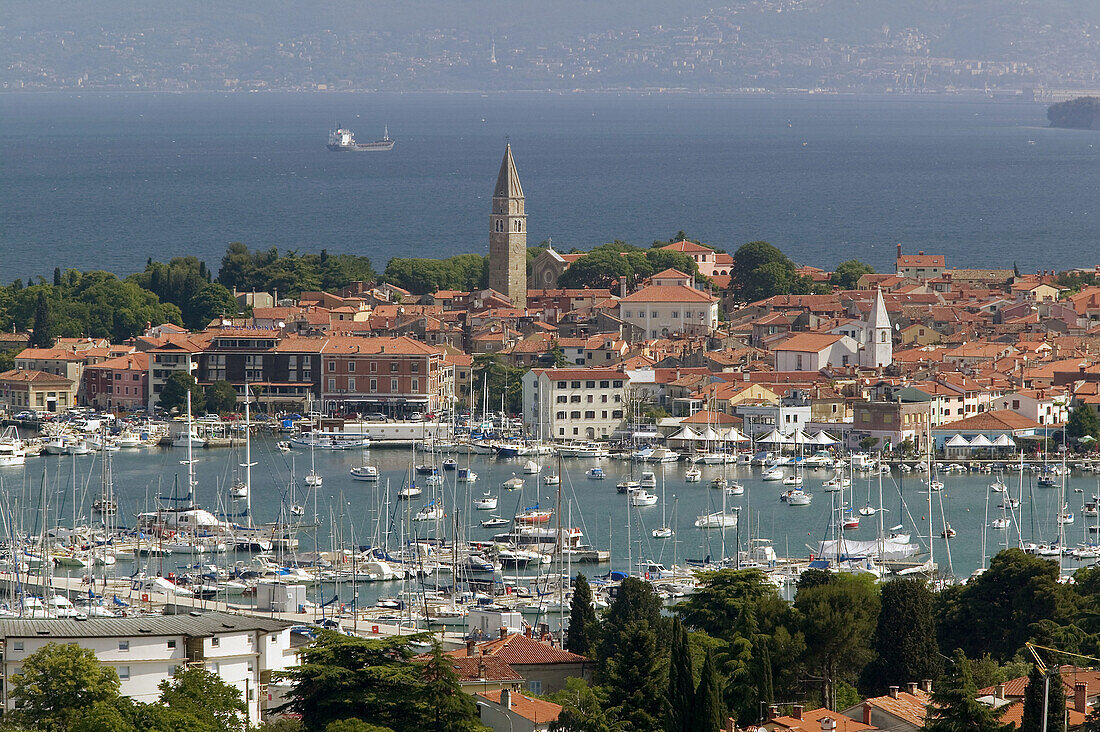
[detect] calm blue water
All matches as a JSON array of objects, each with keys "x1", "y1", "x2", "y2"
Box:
[
  {"x1": 2, "y1": 92, "x2": 1099, "y2": 284},
  {"x1": 1, "y1": 442, "x2": 1090, "y2": 596}
]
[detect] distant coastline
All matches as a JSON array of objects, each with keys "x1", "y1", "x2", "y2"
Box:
[{"x1": 1047, "y1": 96, "x2": 1100, "y2": 130}]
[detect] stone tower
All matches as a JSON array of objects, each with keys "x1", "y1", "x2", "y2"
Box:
[
  {"x1": 861, "y1": 287, "x2": 893, "y2": 368},
  {"x1": 489, "y1": 144, "x2": 527, "y2": 309}
]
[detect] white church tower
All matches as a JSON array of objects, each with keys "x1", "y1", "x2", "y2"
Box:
[{"x1": 861, "y1": 288, "x2": 892, "y2": 368}]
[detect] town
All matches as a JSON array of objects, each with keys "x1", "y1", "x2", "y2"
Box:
[{"x1": 2, "y1": 145, "x2": 1100, "y2": 732}]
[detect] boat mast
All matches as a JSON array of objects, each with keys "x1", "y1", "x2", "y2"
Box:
[{"x1": 244, "y1": 380, "x2": 254, "y2": 528}]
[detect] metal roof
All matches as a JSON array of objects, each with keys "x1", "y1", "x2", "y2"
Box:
[{"x1": 0, "y1": 611, "x2": 291, "y2": 639}]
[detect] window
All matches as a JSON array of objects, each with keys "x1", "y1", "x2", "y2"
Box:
[
  {"x1": 117, "y1": 666, "x2": 130, "y2": 680},
  {"x1": 624, "y1": 311, "x2": 632, "y2": 318},
  {"x1": 612, "y1": 410, "x2": 623, "y2": 419},
  {"x1": 348, "y1": 362, "x2": 355, "y2": 373},
  {"x1": 571, "y1": 381, "x2": 581, "y2": 388},
  {"x1": 529, "y1": 680, "x2": 543, "y2": 694},
  {"x1": 391, "y1": 378, "x2": 399, "y2": 392},
  {"x1": 118, "y1": 640, "x2": 129, "y2": 652},
  {"x1": 556, "y1": 395, "x2": 568, "y2": 403},
  {"x1": 600, "y1": 380, "x2": 609, "y2": 388},
  {"x1": 883, "y1": 414, "x2": 893, "y2": 423},
  {"x1": 601, "y1": 395, "x2": 607, "y2": 403},
  {"x1": 348, "y1": 378, "x2": 356, "y2": 392},
  {"x1": 557, "y1": 381, "x2": 567, "y2": 388},
  {"x1": 613, "y1": 380, "x2": 623, "y2": 388},
  {"x1": 571, "y1": 411, "x2": 581, "y2": 419},
  {"x1": 570, "y1": 395, "x2": 581, "y2": 403},
  {"x1": 601, "y1": 411, "x2": 607, "y2": 418},
  {"x1": 861, "y1": 413, "x2": 871, "y2": 423},
  {"x1": 390, "y1": 361, "x2": 399, "y2": 372},
  {"x1": 211, "y1": 637, "x2": 220, "y2": 647},
  {"x1": 328, "y1": 361, "x2": 335, "y2": 372},
  {"x1": 370, "y1": 378, "x2": 377, "y2": 393},
  {"x1": 585, "y1": 411, "x2": 595, "y2": 419},
  {"x1": 586, "y1": 395, "x2": 593, "y2": 403},
  {"x1": 370, "y1": 362, "x2": 377, "y2": 373},
  {"x1": 411, "y1": 378, "x2": 419, "y2": 392},
  {"x1": 671, "y1": 312, "x2": 679, "y2": 318},
  {"x1": 167, "y1": 640, "x2": 176, "y2": 649},
  {"x1": 411, "y1": 362, "x2": 419, "y2": 373},
  {"x1": 556, "y1": 411, "x2": 566, "y2": 419},
  {"x1": 328, "y1": 378, "x2": 335, "y2": 390},
  {"x1": 12, "y1": 641, "x2": 23, "y2": 651}
]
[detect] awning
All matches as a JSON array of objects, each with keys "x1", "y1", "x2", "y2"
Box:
[
  {"x1": 757, "y1": 429, "x2": 787, "y2": 444},
  {"x1": 968, "y1": 434, "x2": 993, "y2": 448},
  {"x1": 811, "y1": 430, "x2": 839, "y2": 445},
  {"x1": 668, "y1": 426, "x2": 701, "y2": 442},
  {"x1": 945, "y1": 434, "x2": 970, "y2": 447},
  {"x1": 783, "y1": 429, "x2": 810, "y2": 446},
  {"x1": 993, "y1": 434, "x2": 1016, "y2": 447}
]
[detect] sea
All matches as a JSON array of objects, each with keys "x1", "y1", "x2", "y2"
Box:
[{"x1": 2, "y1": 91, "x2": 1100, "y2": 285}]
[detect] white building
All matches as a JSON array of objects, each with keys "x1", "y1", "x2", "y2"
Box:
[
  {"x1": 522, "y1": 368, "x2": 629, "y2": 441},
  {"x1": 773, "y1": 333, "x2": 860, "y2": 372},
  {"x1": 0, "y1": 612, "x2": 294, "y2": 726},
  {"x1": 616, "y1": 269, "x2": 719, "y2": 339},
  {"x1": 998, "y1": 388, "x2": 1069, "y2": 426}
]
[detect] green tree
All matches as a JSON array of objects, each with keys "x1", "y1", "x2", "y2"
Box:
[
  {"x1": 548, "y1": 678, "x2": 616, "y2": 732},
  {"x1": 415, "y1": 642, "x2": 487, "y2": 732},
  {"x1": 936, "y1": 548, "x2": 1078, "y2": 663},
  {"x1": 863, "y1": 578, "x2": 942, "y2": 693},
  {"x1": 204, "y1": 380, "x2": 238, "y2": 415},
  {"x1": 1066, "y1": 403, "x2": 1100, "y2": 445},
  {"x1": 550, "y1": 343, "x2": 569, "y2": 368},
  {"x1": 472, "y1": 353, "x2": 526, "y2": 414},
  {"x1": 567, "y1": 574, "x2": 599, "y2": 657},
  {"x1": 665, "y1": 620, "x2": 694, "y2": 732},
  {"x1": 158, "y1": 666, "x2": 246, "y2": 732},
  {"x1": 159, "y1": 370, "x2": 205, "y2": 414},
  {"x1": 604, "y1": 622, "x2": 663, "y2": 732},
  {"x1": 30, "y1": 289, "x2": 56, "y2": 347},
  {"x1": 597, "y1": 577, "x2": 666, "y2": 681},
  {"x1": 325, "y1": 721, "x2": 393, "y2": 732},
  {"x1": 1020, "y1": 665, "x2": 1065, "y2": 732},
  {"x1": 188, "y1": 281, "x2": 239, "y2": 329},
  {"x1": 692, "y1": 647, "x2": 725, "y2": 732},
  {"x1": 830, "y1": 260, "x2": 875, "y2": 290},
  {"x1": 795, "y1": 572, "x2": 880, "y2": 710},
  {"x1": 728, "y1": 241, "x2": 811, "y2": 302},
  {"x1": 923, "y1": 650, "x2": 1012, "y2": 732},
  {"x1": 8, "y1": 642, "x2": 121, "y2": 731}
]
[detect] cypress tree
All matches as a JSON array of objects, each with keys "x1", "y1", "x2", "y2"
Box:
[
  {"x1": 566, "y1": 574, "x2": 597, "y2": 657},
  {"x1": 1022, "y1": 665, "x2": 1065, "y2": 732},
  {"x1": 693, "y1": 647, "x2": 725, "y2": 732},
  {"x1": 924, "y1": 650, "x2": 1012, "y2": 732},
  {"x1": 52, "y1": 268, "x2": 61, "y2": 287},
  {"x1": 604, "y1": 622, "x2": 663, "y2": 732},
  {"x1": 665, "y1": 620, "x2": 694, "y2": 732},
  {"x1": 864, "y1": 578, "x2": 941, "y2": 693},
  {"x1": 30, "y1": 291, "x2": 54, "y2": 348}
]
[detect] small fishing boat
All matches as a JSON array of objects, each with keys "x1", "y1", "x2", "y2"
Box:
[
  {"x1": 503, "y1": 475, "x2": 525, "y2": 490},
  {"x1": 543, "y1": 474, "x2": 560, "y2": 485},
  {"x1": 398, "y1": 484, "x2": 423, "y2": 500},
  {"x1": 349, "y1": 465, "x2": 380, "y2": 481},
  {"x1": 684, "y1": 467, "x2": 701, "y2": 482},
  {"x1": 473, "y1": 493, "x2": 498, "y2": 510},
  {"x1": 480, "y1": 517, "x2": 509, "y2": 528},
  {"x1": 630, "y1": 490, "x2": 658, "y2": 507},
  {"x1": 442, "y1": 458, "x2": 458, "y2": 470},
  {"x1": 726, "y1": 482, "x2": 745, "y2": 496},
  {"x1": 586, "y1": 467, "x2": 605, "y2": 480}
]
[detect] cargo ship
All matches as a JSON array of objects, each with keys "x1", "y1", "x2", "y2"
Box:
[{"x1": 327, "y1": 126, "x2": 395, "y2": 152}]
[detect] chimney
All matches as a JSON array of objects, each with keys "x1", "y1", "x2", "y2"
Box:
[
  {"x1": 921, "y1": 679, "x2": 933, "y2": 693},
  {"x1": 907, "y1": 682, "x2": 919, "y2": 696},
  {"x1": 918, "y1": 250, "x2": 924, "y2": 256},
  {"x1": 863, "y1": 701, "x2": 873, "y2": 725},
  {"x1": 821, "y1": 717, "x2": 837, "y2": 732},
  {"x1": 499, "y1": 626, "x2": 508, "y2": 640},
  {"x1": 889, "y1": 686, "x2": 900, "y2": 699},
  {"x1": 1076, "y1": 682, "x2": 1088, "y2": 714},
  {"x1": 619, "y1": 275, "x2": 627, "y2": 297},
  {"x1": 500, "y1": 689, "x2": 512, "y2": 710},
  {"x1": 768, "y1": 705, "x2": 780, "y2": 720},
  {"x1": 792, "y1": 704, "x2": 803, "y2": 720},
  {"x1": 466, "y1": 639, "x2": 477, "y2": 657},
  {"x1": 994, "y1": 683, "x2": 1005, "y2": 700},
  {"x1": 525, "y1": 626, "x2": 533, "y2": 639}
]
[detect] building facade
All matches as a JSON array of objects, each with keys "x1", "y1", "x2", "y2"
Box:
[{"x1": 522, "y1": 368, "x2": 629, "y2": 441}]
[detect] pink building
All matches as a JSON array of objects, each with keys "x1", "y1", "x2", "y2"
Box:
[{"x1": 83, "y1": 352, "x2": 149, "y2": 411}]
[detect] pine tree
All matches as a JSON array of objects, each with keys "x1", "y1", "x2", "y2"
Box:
[
  {"x1": 52, "y1": 267, "x2": 61, "y2": 287},
  {"x1": 567, "y1": 574, "x2": 598, "y2": 657},
  {"x1": 604, "y1": 622, "x2": 663, "y2": 732},
  {"x1": 693, "y1": 647, "x2": 725, "y2": 732},
  {"x1": 923, "y1": 650, "x2": 1012, "y2": 732},
  {"x1": 1066, "y1": 404, "x2": 1100, "y2": 444},
  {"x1": 1021, "y1": 665, "x2": 1065, "y2": 732},
  {"x1": 664, "y1": 620, "x2": 694, "y2": 732}
]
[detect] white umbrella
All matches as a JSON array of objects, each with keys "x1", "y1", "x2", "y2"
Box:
[
  {"x1": 757, "y1": 429, "x2": 787, "y2": 444},
  {"x1": 968, "y1": 434, "x2": 993, "y2": 448},
  {"x1": 668, "y1": 426, "x2": 701, "y2": 442},
  {"x1": 811, "y1": 431, "x2": 838, "y2": 445},
  {"x1": 724, "y1": 427, "x2": 750, "y2": 443},
  {"x1": 785, "y1": 429, "x2": 811, "y2": 446},
  {"x1": 945, "y1": 434, "x2": 970, "y2": 448},
  {"x1": 993, "y1": 434, "x2": 1016, "y2": 447}
]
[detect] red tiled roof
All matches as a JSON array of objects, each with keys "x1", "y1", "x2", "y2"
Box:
[
  {"x1": 934, "y1": 410, "x2": 1042, "y2": 432},
  {"x1": 898, "y1": 254, "x2": 946, "y2": 267},
  {"x1": 85, "y1": 352, "x2": 148, "y2": 372},
  {"x1": 660, "y1": 240, "x2": 713, "y2": 253},
  {"x1": 619, "y1": 285, "x2": 715, "y2": 303},
  {"x1": 460, "y1": 633, "x2": 590, "y2": 665},
  {"x1": 0, "y1": 369, "x2": 73, "y2": 385},
  {"x1": 444, "y1": 656, "x2": 523, "y2": 684},
  {"x1": 532, "y1": 368, "x2": 626, "y2": 381},
  {"x1": 476, "y1": 690, "x2": 562, "y2": 725},
  {"x1": 859, "y1": 689, "x2": 930, "y2": 727},
  {"x1": 770, "y1": 707, "x2": 875, "y2": 731},
  {"x1": 774, "y1": 333, "x2": 845, "y2": 352}
]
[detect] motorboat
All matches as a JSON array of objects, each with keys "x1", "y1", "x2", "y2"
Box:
[
  {"x1": 989, "y1": 480, "x2": 1007, "y2": 493},
  {"x1": 843, "y1": 515, "x2": 860, "y2": 530},
  {"x1": 502, "y1": 475, "x2": 525, "y2": 490},
  {"x1": 726, "y1": 482, "x2": 745, "y2": 496},
  {"x1": 586, "y1": 467, "x2": 605, "y2": 480},
  {"x1": 640, "y1": 470, "x2": 657, "y2": 488},
  {"x1": 0, "y1": 427, "x2": 26, "y2": 467},
  {"x1": 857, "y1": 504, "x2": 876, "y2": 516},
  {"x1": 926, "y1": 480, "x2": 944, "y2": 492},
  {"x1": 762, "y1": 467, "x2": 784, "y2": 481},
  {"x1": 276, "y1": 441, "x2": 291, "y2": 452},
  {"x1": 782, "y1": 474, "x2": 803, "y2": 487},
  {"x1": 457, "y1": 468, "x2": 478, "y2": 483},
  {"x1": 349, "y1": 465, "x2": 380, "y2": 481},
  {"x1": 652, "y1": 526, "x2": 674, "y2": 539},
  {"x1": 617, "y1": 480, "x2": 641, "y2": 494},
  {"x1": 684, "y1": 467, "x2": 701, "y2": 482},
  {"x1": 941, "y1": 525, "x2": 956, "y2": 538},
  {"x1": 543, "y1": 474, "x2": 560, "y2": 485},
  {"x1": 822, "y1": 474, "x2": 850, "y2": 491},
  {"x1": 414, "y1": 503, "x2": 444, "y2": 522},
  {"x1": 522, "y1": 460, "x2": 541, "y2": 474},
  {"x1": 442, "y1": 458, "x2": 458, "y2": 470},
  {"x1": 780, "y1": 489, "x2": 812, "y2": 506},
  {"x1": 710, "y1": 477, "x2": 728, "y2": 490},
  {"x1": 305, "y1": 471, "x2": 323, "y2": 487},
  {"x1": 990, "y1": 517, "x2": 1011, "y2": 530},
  {"x1": 630, "y1": 490, "x2": 659, "y2": 507},
  {"x1": 473, "y1": 493, "x2": 498, "y2": 510},
  {"x1": 515, "y1": 508, "x2": 553, "y2": 524},
  {"x1": 556, "y1": 442, "x2": 609, "y2": 458},
  {"x1": 479, "y1": 517, "x2": 509, "y2": 528},
  {"x1": 415, "y1": 464, "x2": 436, "y2": 475}
]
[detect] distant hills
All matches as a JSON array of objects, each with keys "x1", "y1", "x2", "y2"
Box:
[
  {"x1": 1048, "y1": 97, "x2": 1100, "y2": 130},
  {"x1": 5, "y1": 0, "x2": 1100, "y2": 92}
]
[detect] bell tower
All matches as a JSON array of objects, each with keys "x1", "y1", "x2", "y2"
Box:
[{"x1": 489, "y1": 144, "x2": 527, "y2": 309}]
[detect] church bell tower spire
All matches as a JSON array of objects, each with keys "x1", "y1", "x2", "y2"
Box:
[{"x1": 489, "y1": 143, "x2": 527, "y2": 308}]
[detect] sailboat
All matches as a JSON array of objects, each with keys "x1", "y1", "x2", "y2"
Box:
[
  {"x1": 304, "y1": 408, "x2": 322, "y2": 487},
  {"x1": 652, "y1": 480, "x2": 674, "y2": 538}
]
